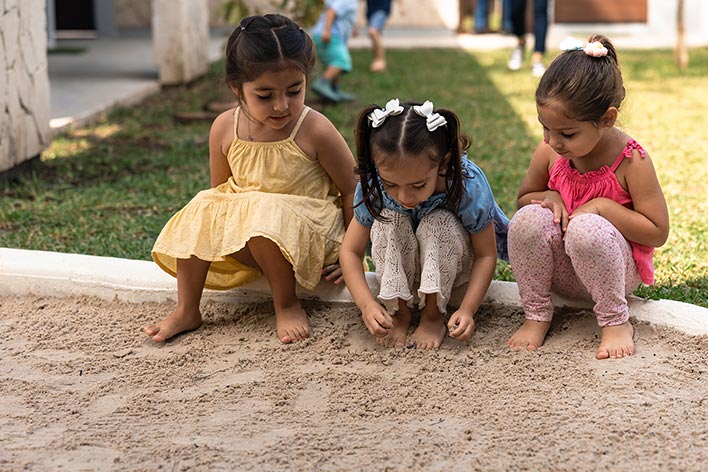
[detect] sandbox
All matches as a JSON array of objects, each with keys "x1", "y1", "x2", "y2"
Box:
[{"x1": 1, "y1": 248, "x2": 707, "y2": 470}]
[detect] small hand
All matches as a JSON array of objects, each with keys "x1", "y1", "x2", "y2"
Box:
[
  {"x1": 322, "y1": 31, "x2": 332, "y2": 44},
  {"x1": 568, "y1": 199, "x2": 603, "y2": 220},
  {"x1": 361, "y1": 302, "x2": 393, "y2": 337},
  {"x1": 447, "y1": 310, "x2": 475, "y2": 342},
  {"x1": 322, "y1": 263, "x2": 344, "y2": 284},
  {"x1": 531, "y1": 193, "x2": 569, "y2": 232}
]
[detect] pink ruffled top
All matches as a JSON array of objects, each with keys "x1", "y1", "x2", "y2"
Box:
[{"x1": 548, "y1": 139, "x2": 654, "y2": 284}]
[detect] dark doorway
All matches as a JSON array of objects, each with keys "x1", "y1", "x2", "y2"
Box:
[{"x1": 55, "y1": 0, "x2": 97, "y2": 38}]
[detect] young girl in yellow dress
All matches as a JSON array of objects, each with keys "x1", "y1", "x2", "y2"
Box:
[{"x1": 146, "y1": 14, "x2": 356, "y2": 344}]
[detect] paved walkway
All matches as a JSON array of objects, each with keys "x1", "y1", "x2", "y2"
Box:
[
  {"x1": 48, "y1": 26, "x2": 687, "y2": 134},
  {"x1": 48, "y1": 30, "x2": 225, "y2": 133}
]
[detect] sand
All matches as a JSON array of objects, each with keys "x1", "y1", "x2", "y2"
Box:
[{"x1": 1, "y1": 294, "x2": 707, "y2": 471}]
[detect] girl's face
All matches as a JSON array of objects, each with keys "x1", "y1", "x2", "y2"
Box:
[
  {"x1": 235, "y1": 67, "x2": 306, "y2": 130},
  {"x1": 537, "y1": 101, "x2": 605, "y2": 160},
  {"x1": 376, "y1": 152, "x2": 445, "y2": 210}
]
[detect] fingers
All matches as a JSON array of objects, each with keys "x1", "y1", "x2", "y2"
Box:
[
  {"x1": 374, "y1": 310, "x2": 393, "y2": 330},
  {"x1": 363, "y1": 306, "x2": 393, "y2": 337},
  {"x1": 448, "y1": 315, "x2": 475, "y2": 341},
  {"x1": 322, "y1": 265, "x2": 344, "y2": 284}
]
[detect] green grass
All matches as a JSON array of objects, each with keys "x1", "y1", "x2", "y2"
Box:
[{"x1": 1, "y1": 47, "x2": 707, "y2": 307}]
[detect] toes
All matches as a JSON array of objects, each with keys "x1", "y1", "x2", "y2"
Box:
[
  {"x1": 596, "y1": 347, "x2": 610, "y2": 360},
  {"x1": 144, "y1": 325, "x2": 159, "y2": 336},
  {"x1": 279, "y1": 324, "x2": 309, "y2": 344}
]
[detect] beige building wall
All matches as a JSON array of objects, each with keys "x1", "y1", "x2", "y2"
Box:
[
  {"x1": 0, "y1": 0, "x2": 51, "y2": 174},
  {"x1": 384, "y1": 0, "x2": 459, "y2": 29},
  {"x1": 115, "y1": 0, "x2": 458, "y2": 29},
  {"x1": 115, "y1": 0, "x2": 249, "y2": 28},
  {"x1": 152, "y1": 0, "x2": 210, "y2": 84}
]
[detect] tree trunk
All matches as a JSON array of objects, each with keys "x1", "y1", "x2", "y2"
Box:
[{"x1": 675, "y1": 0, "x2": 688, "y2": 70}]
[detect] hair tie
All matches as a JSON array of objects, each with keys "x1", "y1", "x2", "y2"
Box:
[
  {"x1": 560, "y1": 36, "x2": 608, "y2": 57},
  {"x1": 412, "y1": 100, "x2": 447, "y2": 132},
  {"x1": 240, "y1": 16, "x2": 256, "y2": 32},
  {"x1": 369, "y1": 98, "x2": 404, "y2": 128}
]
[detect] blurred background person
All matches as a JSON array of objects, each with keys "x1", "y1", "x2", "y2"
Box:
[
  {"x1": 366, "y1": 0, "x2": 403, "y2": 72},
  {"x1": 507, "y1": 0, "x2": 548, "y2": 77},
  {"x1": 311, "y1": 0, "x2": 358, "y2": 101}
]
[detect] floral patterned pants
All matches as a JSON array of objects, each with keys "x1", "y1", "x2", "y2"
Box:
[{"x1": 508, "y1": 204, "x2": 641, "y2": 327}]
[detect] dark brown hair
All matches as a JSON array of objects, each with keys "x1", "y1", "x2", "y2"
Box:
[
  {"x1": 354, "y1": 101, "x2": 471, "y2": 221},
  {"x1": 536, "y1": 34, "x2": 625, "y2": 123},
  {"x1": 224, "y1": 14, "x2": 316, "y2": 99}
]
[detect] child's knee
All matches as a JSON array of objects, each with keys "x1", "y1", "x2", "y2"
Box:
[
  {"x1": 565, "y1": 214, "x2": 615, "y2": 259},
  {"x1": 509, "y1": 204, "x2": 556, "y2": 243},
  {"x1": 416, "y1": 210, "x2": 467, "y2": 247},
  {"x1": 371, "y1": 209, "x2": 413, "y2": 238},
  {"x1": 417, "y1": 209, "x2": 458, "y2": 231}
]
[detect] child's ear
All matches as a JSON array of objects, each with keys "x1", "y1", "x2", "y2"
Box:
[
  {"x1": 229, "y1": 83, "x2": 240, "y2": 99},
  {"x1": 600, "y1": 107, "x2": 618, "y2": 128}
]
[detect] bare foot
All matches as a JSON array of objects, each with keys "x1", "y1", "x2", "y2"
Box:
[
  {"x1": 144, "y1": 306, "x2": 202, "y2": 343},
  {"x1": 409, "y1": 312, "x2": 447, "y2": 350},
  {"x1": 369, "y1": 59, "x2": 386, "y2": 73},
  {"x1": 596, "y1": 321, "x2": 634, "y2": 360},
  {"x1": 377, "y1": 308, "x2": 412, "y2": 348},
  {"x1": 275, "y1": 303, "x2": 310, "y2": 344},
  {"x1": 507, "y1": 319, "x2": 552, "y2": 351}
]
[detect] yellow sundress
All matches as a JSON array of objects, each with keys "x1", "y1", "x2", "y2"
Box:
[{"x1": 152, "y1": 107, "x2": 344, "y2": 291}]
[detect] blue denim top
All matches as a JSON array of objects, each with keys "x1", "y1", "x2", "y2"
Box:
[{"x1": 354, "y1": 157, "x2": 509, "y2": 261}]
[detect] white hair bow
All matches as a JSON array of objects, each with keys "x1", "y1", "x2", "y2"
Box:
[
  {"x1": 560, "y1": 37, "x2": 585, "y2": 51},
  {"x1": 560, "y1": 36, "x2": 608, "y2": 57},
  {"x1": 369, "y1": 98, "x2": 404, "y2": 128},
  {"x1": 413, "y1": 100, "x2": 447, "y2": 132}
]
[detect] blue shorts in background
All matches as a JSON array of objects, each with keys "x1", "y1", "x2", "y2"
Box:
[{"x1": 313, "y1": 35, "x2": 352, "y2": 72}]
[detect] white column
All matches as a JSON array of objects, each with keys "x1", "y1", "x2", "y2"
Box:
[
  {"x1": 0, "y1": 0, "x2": 52, "y2": 175},
  {"x1": 152, "y1": 0, "x2": 210, "y2": 85}
]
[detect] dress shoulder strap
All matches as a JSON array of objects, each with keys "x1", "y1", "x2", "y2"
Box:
[
  {"x1": 610, "y1": 138, "x2": 647, "y2": 171},
  {"x1": 289, "y1": 107, "x2": 311, "y2": 139},
  {"x1": 233, "y1": 107, "x2": 240, "y2": 138}
]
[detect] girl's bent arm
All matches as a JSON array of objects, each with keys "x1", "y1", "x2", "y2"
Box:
[
  {"x1": 308, "y1": 112, "x2": 357, "y2": 227},
  {"x1": 209, "y1": 110, "x2": 235, "y2": 187},
  {"x1": 517, "y1": 142, "x2": 569, "y2": 229},
  {"x1": 340, "y1": 219, "x2": 393, "y2": 336},
  {"x1": 458, "y1": 224, "x2": 498, "y2": 316},
  {"x1": 340, "y1": 220, "x2": 377, "y2": 310},
  {"x1": 517, "y1": 141, "x2": 556, "y2": 207},
  {"x1": 573, "y1": 153, "x2": 669, "y2": 247}
]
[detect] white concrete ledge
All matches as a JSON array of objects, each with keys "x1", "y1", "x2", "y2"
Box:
[{"x1": 1, "y1": 248, "x2": 707, "y2": 336}]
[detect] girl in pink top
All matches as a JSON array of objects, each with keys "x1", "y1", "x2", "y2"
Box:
[{"x1": 507, "y1": 34, "x2": 669, "y2": 360}]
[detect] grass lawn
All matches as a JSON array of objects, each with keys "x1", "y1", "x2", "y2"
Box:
[{"x1": 1, "y1": 46, "x2": 706, "y2": 307}]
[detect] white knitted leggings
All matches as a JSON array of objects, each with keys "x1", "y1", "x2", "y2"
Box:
[{"x1": 371, "y1": 208, "x2": 473, "y2": 314}]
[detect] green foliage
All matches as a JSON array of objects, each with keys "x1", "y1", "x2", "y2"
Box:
[
  {"x1": 2, "y1": 48, "x2": 706, "y2": 307},
  {"x1": 220, "y1": 0, "x2": 325, "y2": 27}
]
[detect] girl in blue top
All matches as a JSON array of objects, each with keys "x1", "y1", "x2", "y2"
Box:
[{"x1": 340, "y1": 99, "x2": 509, "y2": 349}]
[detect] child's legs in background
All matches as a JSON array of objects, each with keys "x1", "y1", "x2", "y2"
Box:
[
  {"x1": 416, "y1": 209, "x2": 473, "y2": 314},
  {"x1": 366, "y1": 1, "x2": 390, "y2": 71},
  {"x1": 564, "y1": 214, "x2": 642, "y2": 327},
  {"x1": 311, "y1": 35, "x2": 353, "y2": 101},
  {"x1": 371, "y1": 209, "x2": 419, "y2": 314},
  {"x1": 531, "y1": 0, "x2": 548, "y2": 56},
  {"x1": 508, "y1": 204, "x2": 583, "y2": 323}
]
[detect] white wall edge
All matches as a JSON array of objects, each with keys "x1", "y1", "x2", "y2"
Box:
[{"x1": 1, "y1": 248, "x2": 707, "y2": 336}]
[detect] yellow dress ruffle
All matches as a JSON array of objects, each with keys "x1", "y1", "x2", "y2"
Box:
[{"x1": 152, "y1": 107, "x2": 344, "y2": 291}]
